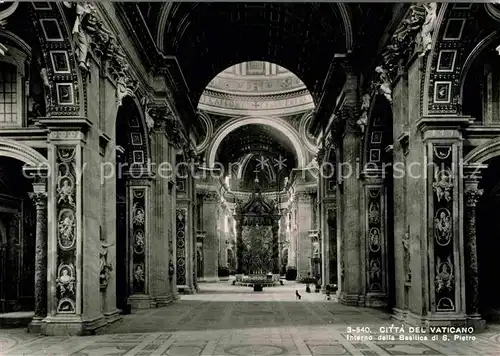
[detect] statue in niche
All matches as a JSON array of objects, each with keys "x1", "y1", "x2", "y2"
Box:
[
  {"x1": 28, "y1": 56, "x2": 50, "y2": 121},
  {"x1": 418, "y1": 3, "x2": 437, "y2": 56}
]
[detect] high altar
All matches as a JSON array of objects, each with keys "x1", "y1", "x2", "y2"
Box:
[{"x1": 234, "y1": 188, "x2": 282, "y2": 274}]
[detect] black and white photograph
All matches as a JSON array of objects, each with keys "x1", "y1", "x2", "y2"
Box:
[{"x1": 0, "y1": 2, "x2": 499, "y2": 356}]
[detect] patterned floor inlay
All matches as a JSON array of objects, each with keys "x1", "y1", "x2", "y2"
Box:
[{"x1": 2, "y1": 283, "x2": 500, "y2": 356}]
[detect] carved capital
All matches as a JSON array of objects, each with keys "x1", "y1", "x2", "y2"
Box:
[
  {"x1": 29, "y1": 192, "x2": 47, "y2": 208},
  {"x1": 465, "y1": 188, "x2": 483, "y2": 208}
]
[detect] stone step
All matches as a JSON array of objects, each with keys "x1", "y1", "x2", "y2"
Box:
[{"x1": 0, "y1": 311, "x2": 34, "y2": 328}]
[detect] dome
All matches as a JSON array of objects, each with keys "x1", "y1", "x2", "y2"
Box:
[{"x1": 198, "y1": 61, "x2": 314, "y2": 116}]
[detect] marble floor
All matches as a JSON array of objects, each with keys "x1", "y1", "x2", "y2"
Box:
[{"x1": 1, "y1": 282, "x2": 500, "y2": 355}]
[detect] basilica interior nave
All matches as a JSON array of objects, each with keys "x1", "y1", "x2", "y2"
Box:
[{"x1": 0, "y1": 2, "x2": 500, "y2": 355}]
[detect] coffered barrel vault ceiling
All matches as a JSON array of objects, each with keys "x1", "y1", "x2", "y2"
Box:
[
  {"x1": 154, "y1": 2, "x2": 350, "y2": 106},
  {"x1": 122, "y1": 2, "x2": 398, "y2": 137}
]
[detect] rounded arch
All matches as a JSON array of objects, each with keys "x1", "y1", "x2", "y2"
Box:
[
  {"x1": 206, "y1": 117, "x2": 307, "y2": 168},
  {"x1": 463, "y1": 137, "x2": 500, "y2": 165},
  {"x1": 362, "y1": 95, "x2": 393, "y2": 168},
  {"x1": 422, "y1": 4, "x2": 486, "y2": 116},
  {"x1": 0, "y1": 138, "x2": 48, "y2": 167},
  {"x1": 116, "y1": 97, "x2": 151, "y2": 166},
  {"x1": 459, "y1": 31, "x2": 500, "y2": 108},
  {"x1": 156, "y1": 3, "x2": 353, "y2": 54},
  {"x1": 28, "y1": 2, "x2": 86, "y2": 117}
]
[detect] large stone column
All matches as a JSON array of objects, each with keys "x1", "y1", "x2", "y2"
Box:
[
  {"x1": 175, "y1": 162, "x2": 196, "y2": 294},
  {"x1": 200, "y1": 189, "x2": 220, "y2": 282},
  {"x1": 317, "y1": 147, "x2": 330, "y2": 291},
  {"x1": 296, "y1": 190, "x2": 313, "y2": 279},
  {"x1": 26, "y1": 176, "x2": 48, "y2": 333},
  {"x1": 463, "y1": 165, "x2": 487, "y2": 328},
  {"x1": 271, "y1": 222, "x2": 280, "y2": 274},
  {"x1": 236, "y1": 219, "x2": 243, "y2": 274}
]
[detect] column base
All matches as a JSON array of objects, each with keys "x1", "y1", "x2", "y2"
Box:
[
  {"x1": 177, "y1": 286, "x2": 196, "y2": 294},
  {"x1": 198, "y1": 276, "x2": 219, "y2": 283},
  {"x1": 365, "y1": 293, "x2": 388, "y2": 308},
  {"x1": 153, "y1": 295, "x2": 175, "y2": 307},
  {"x1": 103, "y1": 309, "x2": 122, "y2": 325},
  {"x1": 467, "y1": 314, "x2": 486, "y2": 330},
  {"x1": 339, "y1": 292, "x2": 363, "y2": 306},
  {"x1": 27, "y1": 316, "x2": 44, "y2": 333},
  {"x1": 392, "y1": 310, "x2": 469, "y2": 328},
  {"x1": 127, "y1": 294, "x2": 153, "y2": 310},
  {"x1": 41, "y1": 314, "x2": 107, "y2": 336},
  {"x1": 392, "y1": 307, "x2": 409, "y2": 322}
]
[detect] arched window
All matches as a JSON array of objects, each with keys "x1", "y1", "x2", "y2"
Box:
[
  {"x1": 0, "y1": 37, "x2": 31, "y2": 127},
  {"x1": 0, "y1": 63, "x2": 19, "y2": 125}
]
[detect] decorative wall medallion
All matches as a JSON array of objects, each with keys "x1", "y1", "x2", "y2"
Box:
[
  {"x1": 133, "y1": 230, "x2": 145, "y2": 254},
  {"x1": 435, "y1": 256, "x2": 454, "y2": 293},
  {"x1": 371, "y1": 131, "x2": 382, "y2": 144},
  {"x1": 56, "y1": 263, "x2": 75, "y2": 295},
  {"x1": 57, "y1": 175, "x2": 75, "y2": 207},
  {"x1": 50, "y1": 51, "x2": 71, "y2": 74},
  {"x1": 433, "y1": 146, "x2": 452, "y2": 160},
  {"x1": 133, "y1": 263, "x2": 145, "y2": 292},
  {"x1": 132, "y1": 205, "x2": 145, "y2": 226},
  {"x1": 432, "y1": 169, "x2": 453, "y2": 203},
  {"x1": 437, "y1": 297, "x2": 455, "y2": 311},
  {"x1": 433, "y1": 82, "x2": 452, "y2": 103},
  {"x1": 32, "y1": 2, "x2": 52, "y2": 10},
  {"x1": 443, "y1": 18, "x2": 466, "y2": 40},
  {"x1": 434, "y1": 208, "x2": 452, "y2": 246},
  {"x1": 57, "y1": 209, "x2": 76, "y2": 250},
  {"x1": 130, "y1": 133, "x2": 143, "y2": 145},
  {"x1": 57, "y1": 298, "x2": 76, "y2": 314},
  {"x1": 369, "y1": 149, "x2": 381, "y2": 162},
  {"x1": 368, "y1": 201, "x2": 380, "y2": 225},
  {"x1": 55, "y1": 83, "x2": 74, "y2": 105},
  {"x1": 436, "y1": 50, "x2": 457, "y2": 72},
  {"x1": 132, "y1": 150, "x2": 144, "y2": 164},
  {"x1": 369, "y1": 227, "x2": 381, "y2": 252},
  {"x1": 40, "y1": 19, "x2": 63, "y2": 41}
]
